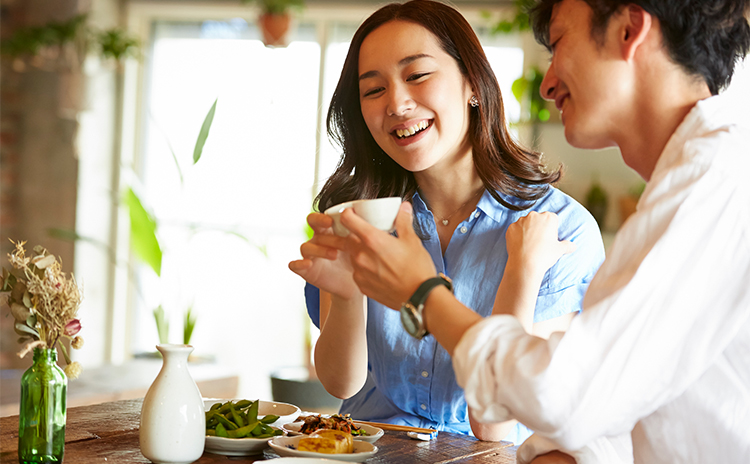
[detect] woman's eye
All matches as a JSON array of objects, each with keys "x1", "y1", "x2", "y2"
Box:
[
  {"x1": 407, "y1": 72, "x2": 430, "y2": 82},
  {"x1": 363, "y1": 87, "x2": 384, "y2": 97}
]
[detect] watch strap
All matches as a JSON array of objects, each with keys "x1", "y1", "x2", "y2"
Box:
[{"x1": 409, "y1": 274, "x2": 453, "y2": 308}]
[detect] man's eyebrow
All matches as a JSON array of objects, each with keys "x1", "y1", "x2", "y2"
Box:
[{"x1": 358, "y1": 53, "x2": 434, "y2": 81}]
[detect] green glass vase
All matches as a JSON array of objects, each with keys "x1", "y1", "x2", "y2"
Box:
[{"x1": 18, "y1": 348, "x2": 67, "y2": 464}]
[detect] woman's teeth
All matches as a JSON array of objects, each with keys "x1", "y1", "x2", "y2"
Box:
[{"x1": 395, "y1": 121, "x2": 429, "y2": 139}]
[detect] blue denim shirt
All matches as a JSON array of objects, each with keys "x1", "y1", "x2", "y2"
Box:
[{"x1": 305, "y1": 187, "x2": 604, "y2": 444}]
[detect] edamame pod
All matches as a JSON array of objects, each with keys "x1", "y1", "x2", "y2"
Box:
[
  {"x1": 260, "y1": 414, "x2": 279, "y2": 424},
  {"x1": 226, "y1": 420, "x2": 260, "y2": 438},
  {"x1": 247, "y1": 399, "x2": 259, "y2": 422}
]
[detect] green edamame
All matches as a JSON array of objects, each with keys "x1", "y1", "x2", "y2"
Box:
[{"x1": 205, "y1": 399, "x2": 282, "y2": 439}]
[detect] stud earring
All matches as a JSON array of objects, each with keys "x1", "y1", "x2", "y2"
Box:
[{"x1": 469, "y1": 95, "x2": 479, "y2": 108}]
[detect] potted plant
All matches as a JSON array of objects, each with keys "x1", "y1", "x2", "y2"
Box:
[
  {"x1": 618, "y1": 181, "x2": 646, "y2": 226},
  {"x1": 242, "y1": 0, "x2": 304, "y2": 47},
  {"x1": 585, "y1": 180, "x2": 609, "y2": 231}
]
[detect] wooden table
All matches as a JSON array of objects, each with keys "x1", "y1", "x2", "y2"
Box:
[{"x1": 0, "y1": 399, "x2": 517, "y2": 463}]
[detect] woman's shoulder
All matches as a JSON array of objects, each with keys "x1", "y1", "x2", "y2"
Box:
[
  {"x1": 483, "y1": 188, "x2": 601, "y2": 248},
  {"x1": 530, "y1": 187, "x2": 603, "y2": 249},
  {"x1": 490, "y1": 187, "x2": 595, "y2": 226},
  {"x1": 534, "y1": 187, "x2": 597, "y2": 226}
]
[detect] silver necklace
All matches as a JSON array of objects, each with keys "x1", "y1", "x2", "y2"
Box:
[{"x1": 424, "y1": 189, "x2": 484, "y2": 226}]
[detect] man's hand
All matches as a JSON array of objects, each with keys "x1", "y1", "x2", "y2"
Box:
[
  {"x1": 341, "y1": 201, "x2": 436, "y2": 309},
  {"x1": 529, "y1": 451, "x2": 576, "y2": 464}
]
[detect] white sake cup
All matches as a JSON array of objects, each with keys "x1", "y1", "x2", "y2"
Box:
[{"x1": 324, "y1": 197, "x2": 402, "y2": 237}]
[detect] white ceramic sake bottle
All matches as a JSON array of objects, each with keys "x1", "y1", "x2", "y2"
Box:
[{"x1": 140, "y1": 344, "x2": 205, "y2": 464}]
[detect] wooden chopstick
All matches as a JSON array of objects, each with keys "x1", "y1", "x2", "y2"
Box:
[{"x1": 353, "y1": 420, "x2": 437, "y2": 435}]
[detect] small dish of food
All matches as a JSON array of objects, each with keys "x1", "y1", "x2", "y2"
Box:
[
  {"x1": 203, "y1": 398, "x2": 300, "y2": 456},
  {"x1": 269, "y1": 431, "x2": 378, "y2": 462},
  {"x1": 282, "y1": 414, "x2": 384, "y2": 444}
]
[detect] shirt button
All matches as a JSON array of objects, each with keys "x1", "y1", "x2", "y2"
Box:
[
  {"x1": 474, "y1": 212, "x2": 480, "y2": 219},
  {"x1": 420, "y1": 404, "x2": 427, "y2": 410},
  {"x1": 460, "y1": 226, "x2": 468, "y2": 234},
  {"x1": 421, "y1": 371, "x2": 429, "y2": 378}
]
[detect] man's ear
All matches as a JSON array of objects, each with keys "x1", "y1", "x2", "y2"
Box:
[{"x1": 620, "y1": 5, "x2": 652, "y2": 61}]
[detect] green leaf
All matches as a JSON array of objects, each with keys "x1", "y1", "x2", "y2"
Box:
[
  {"x1": 147, "y1": 110, "x2": 184, "y2": 185},
  {"x1": 98, "y1": 28, "x2": 140, "y2": 61},
  {"x1": 183, "y1": 306, "x2": 197, "y2": 345},
  {"x1": 511, "y1": 76, "x2": 528, "y2": 105},
  {"x1": 193, "y1": 98, "x2": 218, "y2": 165},
  {"x1": 153, "y1": 305, "x2": 169, "y2": 344},
  {"x1": 124, "y1": 188, "x2": 162, "y2": 276}
]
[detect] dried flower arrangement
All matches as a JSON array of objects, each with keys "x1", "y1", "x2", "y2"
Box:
[{"x1": 1, "y1": 240, "x2": 84, "y2": 379}]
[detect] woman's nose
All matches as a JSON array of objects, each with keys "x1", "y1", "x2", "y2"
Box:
[
  {"x1": 540, "y1": 65, "x2": 557, "y2": 102},
  {"x1": 387, "y1": 86, "x2": 414, "y2": 116}
]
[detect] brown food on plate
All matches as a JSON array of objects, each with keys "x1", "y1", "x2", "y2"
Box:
[
  {"x1": 295, "y1": 413, "x2": 367, "y2": 436},
  {"x1": 297, "y1": 429, "x2": 354, "y2": 454}
]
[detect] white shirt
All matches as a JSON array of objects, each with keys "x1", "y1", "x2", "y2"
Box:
[{"x1": 453, "y1": 93, "x2": 750, "y2": 463}]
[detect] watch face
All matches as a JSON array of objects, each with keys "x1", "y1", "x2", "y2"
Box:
[
  {"x1": 400, "y1": 303, "x2": 426, "y2": 339},
  {"x1": 400, "y1": 303, "x2": 419, "y2": 335}
]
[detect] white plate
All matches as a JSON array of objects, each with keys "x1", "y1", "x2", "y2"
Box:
[
  {"x1": 204, "y1": 435, "x2": 273, "y2": 456},
  {"x1": 269, "y1": 436, "x2": 378, "y2": 462},
  {"x1": 282, "y1": 421, "x2": 384, "y2": 444},
  {"x1": 203, "y1": 398, "x2": 301, "y2": 456},
  {"x1": 272, "y1": 459, "x2": 342, "y2": 463}
]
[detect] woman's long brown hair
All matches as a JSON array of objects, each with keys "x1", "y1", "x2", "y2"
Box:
[{"x1": 316, "y1": 0, "x2": 560, "y2": 212}]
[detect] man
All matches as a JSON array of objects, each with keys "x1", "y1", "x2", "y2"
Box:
[{"x1": 336, "y1": 0, "x2": 750, "y2": 462}]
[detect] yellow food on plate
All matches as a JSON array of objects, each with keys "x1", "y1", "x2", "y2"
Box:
[{"x1": 297, "y1": 429, "x2": 354, "y2": 454}]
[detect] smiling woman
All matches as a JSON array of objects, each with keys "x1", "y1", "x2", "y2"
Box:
[
  {"x1": 357, "y1": 20, "x2": 475, "y2": 174},
  {"x1": 68, "y1": 1, "x2": 527, "y2": 405}
]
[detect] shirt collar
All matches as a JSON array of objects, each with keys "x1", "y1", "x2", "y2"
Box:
[
  {"x1": 652, "y1": 93, "x2": 742, "y2": 180},
  {"x1": 412, "y1": 189, "x2": 529, "y2": 226}
]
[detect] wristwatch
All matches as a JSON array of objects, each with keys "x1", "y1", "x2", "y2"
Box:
[{"x1": 400, "y1": 273, "x2": 453, "y2": 339}]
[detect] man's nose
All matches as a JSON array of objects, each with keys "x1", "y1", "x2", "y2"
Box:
[{"x1": 539, "y1": 65, "x2": 557, "y2": 101}]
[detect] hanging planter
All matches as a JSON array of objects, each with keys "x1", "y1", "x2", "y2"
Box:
[
  {"x1": 258, "y1": 13, "x2": 291, "y2": 47},
  {"x1": 242, "y1": 0, "x2": 304, "y2": 47}
]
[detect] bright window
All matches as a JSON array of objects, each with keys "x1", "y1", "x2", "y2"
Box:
[{"x1": 130, "y1": 14, "x2": 524, "y2": 399}]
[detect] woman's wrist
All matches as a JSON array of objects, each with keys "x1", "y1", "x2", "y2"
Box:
[
  {"x1": 330, "y1": 290, "x2": 365, "y2": 308},
  {"x1": 505, "y1": 255, "x2": 548, "y2": 287}
]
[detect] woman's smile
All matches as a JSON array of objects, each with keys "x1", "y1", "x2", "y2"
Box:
[{"x1": 391, "y1": 119, "x2": 433, "y2": 145}]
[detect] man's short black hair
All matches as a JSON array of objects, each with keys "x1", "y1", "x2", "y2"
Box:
[{"x1": 530, "y1": 0, "x2": 750, "y2": 95}]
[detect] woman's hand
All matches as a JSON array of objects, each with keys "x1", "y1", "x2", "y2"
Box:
[
  {"x1": 505, "y1": 211, "x2": 576, "y2": 281},
  {"x1": 288, "y1": 212, "x2": 360, "y2": 300},
  {"x1": 341, "y1": 202, "x2": 436, "y2": 309}
]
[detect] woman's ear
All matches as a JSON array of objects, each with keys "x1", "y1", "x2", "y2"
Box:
[{"x1": 620, "y1": 5, "x2": 652, "y2": 61}]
